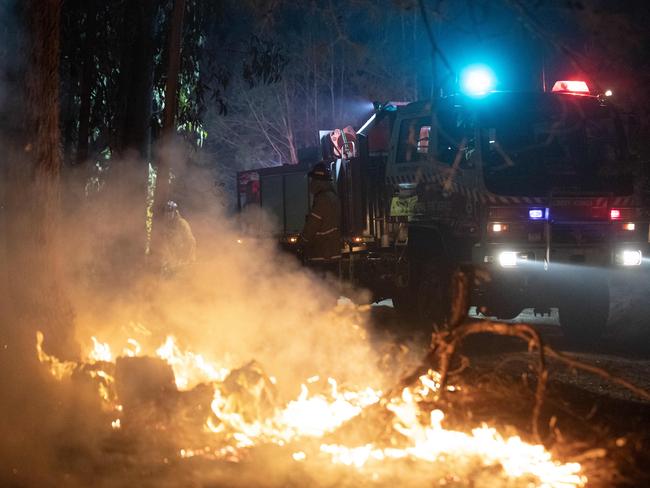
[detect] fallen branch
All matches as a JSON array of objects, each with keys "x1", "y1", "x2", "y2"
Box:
[
  {"x1": 393, "y1": 319, "x2": 650, "y2": 444},
  {"x1": 435, "y1": 321, "x2": 547, "y2": 442}
]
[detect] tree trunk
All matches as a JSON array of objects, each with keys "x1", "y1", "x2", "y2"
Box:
[
  {"x1": 59, "y1": 0, "x2": 82, "y2": 166},
  {"x1": 76, "y1": 0, "x2": 97, "y2": 165},
  {"x1": 150, "y1": 0, "x2": 186, "y2": 262},
  {"x1": 103, "y1": 0, "x2": 158, "y2": 273},
  {"x1": 1, "y1": 14, "x2": 79, "y2": 481},
  {"x1": 114, "y1": 0, "x2": 158, "y2": 160},
  {"x1": 154, "y1": 0, "x2": 186, "y2": 210},
  {"x1": 60, "y1": 70, "x2": 77, "y2": 165},
  {"x1": 1, "y1": 0, "x2": 75, "y2": 359},
  {"x1": 282, "y1": 81, "x2": 299, "y2": 164},
  {"x1": 330, "y1": 44, "x2": 335, "y2": 125}
]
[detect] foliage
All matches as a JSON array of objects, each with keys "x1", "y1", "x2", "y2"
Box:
[
  {"x1": 242, "y1": 36, "x2": 288, "y2": 88},
  {"x1": 59, "y1": 0, "x2": 287, "y2": 168},
  {"x1": 56, "y1": 0, "x2": 650, "y2": 199}
]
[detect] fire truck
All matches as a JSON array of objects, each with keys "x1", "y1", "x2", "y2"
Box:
[{"x1": 237, "y1": 80, "x2": 649, "y2": 344}]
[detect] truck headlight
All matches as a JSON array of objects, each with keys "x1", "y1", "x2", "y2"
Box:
[
  {"x1": 498, "y1": 251, "x2": 518, "y2": 267},
  {"x1": 617, "y1": 249, "x2": 642, "y2": 266}
]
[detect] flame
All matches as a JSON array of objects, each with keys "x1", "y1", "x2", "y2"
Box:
[
  {"x1": 321, "y1": 387, "x2": 585, "y2": 487},
  {"x1": 88, "y1": 369, "x2": 117, "y2": 405},
  {"x1": 36, "y1": 331, "x2": 77, "y2": 380},
  {"x1": 89, "y1": 337, "x2": 112, "y2": 362},
  {"x1": 36, "y1": 333, "x2": 588, "y2": 487},
  {"x1": 207, "y1": 376, "x2": 381, "y2": 447},
  {"x1": 122, "y1": 338, "x2": 142, "y2": 357},
  {"x1": 155, "y1": 335, "x2": 230, "y2": 390}
]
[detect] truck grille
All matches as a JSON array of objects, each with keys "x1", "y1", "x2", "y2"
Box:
[{"x1": 551, "y1": 224, "x2": 608, "y2": 245}]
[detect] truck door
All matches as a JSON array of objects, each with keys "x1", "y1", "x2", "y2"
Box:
[{"x1": 386, "y1": 103, "x2": 480, "y2": 223}]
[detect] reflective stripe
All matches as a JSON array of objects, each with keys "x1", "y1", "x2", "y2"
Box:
[
  {"x1": 315, "y1": 227, "x2": 338, "y2": 236},
  {"x1": 310, "y1": 212, "x2": 323, "y2": 220},
  {"x1": 308, "y1": 255, "x2": 341, "y2": 261}
]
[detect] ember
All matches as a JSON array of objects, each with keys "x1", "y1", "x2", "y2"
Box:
[{"x1": 36, "y1": 332, "x2": 587, "y2": 487}]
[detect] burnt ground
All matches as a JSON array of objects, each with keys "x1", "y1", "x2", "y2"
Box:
[{"x1": 367, "y1": 270, "x2": 650, "y2": 487}]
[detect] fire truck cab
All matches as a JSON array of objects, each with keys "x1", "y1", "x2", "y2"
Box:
[
  {"x1": 238, "y1": 82, "x2": 649, "y2": 344},
  {"x1": 384, "y1": 85, "x2": 647, "y2": 342}
]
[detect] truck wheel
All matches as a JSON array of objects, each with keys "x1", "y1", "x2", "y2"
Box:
[
  {"x1": 415, "y1": 261, "x2": 452, "y2": 329},
  {"x1": 392, "y1": 260, "x2": 460, "y2": 330},
  {"x1": 558, "y1": 276, "x2": 609, "y2": 347}
]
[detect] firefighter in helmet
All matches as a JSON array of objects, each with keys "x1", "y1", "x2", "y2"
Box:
[
  {"x1": 298, "y1": 162, "x2": 341, "y2": 276},
  {"x1": 160, "y1": 200, "x2": 196, "y2": 275}
]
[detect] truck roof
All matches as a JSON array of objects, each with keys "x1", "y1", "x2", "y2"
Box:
[{"x1": 397, "y1": 91, "x2": 608, "y2": 116}]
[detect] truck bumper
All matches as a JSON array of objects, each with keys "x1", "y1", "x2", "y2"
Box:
[{"x1": 471, "y1": 242, "x2": 649, "y2": 313}]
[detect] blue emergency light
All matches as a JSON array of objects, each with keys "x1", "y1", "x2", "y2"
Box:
[
  {"x1": 528, "y1": 208, "x2": 549, "y2": 220},
  {"x1": 460, "y1": 65, "x2": 496, "y2": 96}
]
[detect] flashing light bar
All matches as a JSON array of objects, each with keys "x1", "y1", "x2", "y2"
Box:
[
  {"x1": 460, "y1": 65, "x2": 496, "y2": 96},
  {"x1": 551, "y1": 80, "x2": 590, "y2": 94},
  {"x1": 610, "y1": 208, "x2": 621, "y2": 220}
]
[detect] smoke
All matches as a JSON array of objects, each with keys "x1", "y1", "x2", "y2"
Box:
[
  {"x1": 63, "y1": 154, "x2": 389, "y2": 393},
  {"x1": 0, "y1": 131, "x2": 420, "y2": 487}
]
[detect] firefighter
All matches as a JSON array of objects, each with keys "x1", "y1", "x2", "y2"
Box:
[
  {"x1": 298, "y1": 162, "x2": 341, "y2": 276},
  {"x1": 159, "y1": 200, "x2": 196, "y2": 275}
]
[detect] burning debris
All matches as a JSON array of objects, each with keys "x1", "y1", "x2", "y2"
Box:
[{"x1": 36, "y1": 330, "x2": 590, "y2": 487}]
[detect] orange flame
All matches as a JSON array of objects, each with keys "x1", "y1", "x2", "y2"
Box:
[{"x1": 36, "y1": 332, "x2": 587, "y2": 487}]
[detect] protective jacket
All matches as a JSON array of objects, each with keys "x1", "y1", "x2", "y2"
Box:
[
  {"x1": 161, "y1": 212, "x2": 197, "y2": 272},
  {"x1": 300, "y1": 179, "x2": 341, "y2": 261}
]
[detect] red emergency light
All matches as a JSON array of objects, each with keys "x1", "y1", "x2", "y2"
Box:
[
  {"x1": 551, "y1": 80, "x2": 590, "y2": 94},
  {"x1": 609, "y1": 208, "x2": 635, "y2": 221}
]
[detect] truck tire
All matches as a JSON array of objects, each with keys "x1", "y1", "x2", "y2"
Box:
[
  {"x1": 558, "y1": 276, "x2": 609, "y2": 347},
  {"x1": 393, "y1": 260, "x2": 466, "y2": 330},
  {"x1": 414, "y1": 260, "x2": 452, "y2": 329}
]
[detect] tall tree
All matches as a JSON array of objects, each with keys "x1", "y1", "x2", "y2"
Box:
[
  {"x1": 154, "y1": 0, "x2": 186, "y2": 210},
  {"x1": 149, "y1": 0, "x2": 186, "y2": 262},
  {"x1": 114, "y1": 0, "x2": 159, "y2": 160},
  {"x1": 0, "y1": 1, "x2": 79, "y2": 480},
  {"x1": 75, "y1": 0, "x2": 97, "y2": 165},
  {"x1": 2, "y1": 0, "x2": 75, "y2": 358}
]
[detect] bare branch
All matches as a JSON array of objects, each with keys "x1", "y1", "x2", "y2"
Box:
[
  {"x1": 244, "y1": 92, "x2": 286, "y2": 162},
  {"x1": 417, "y1": 0, "x2": 455, "y2": 78},
  {"x1": 395, "y1": 318, "x2": 650, "y2": 444}
]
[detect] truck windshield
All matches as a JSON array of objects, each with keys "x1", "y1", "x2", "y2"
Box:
[{"x1": 479, "y1": 94, "x2": 633, "y2": 197}]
